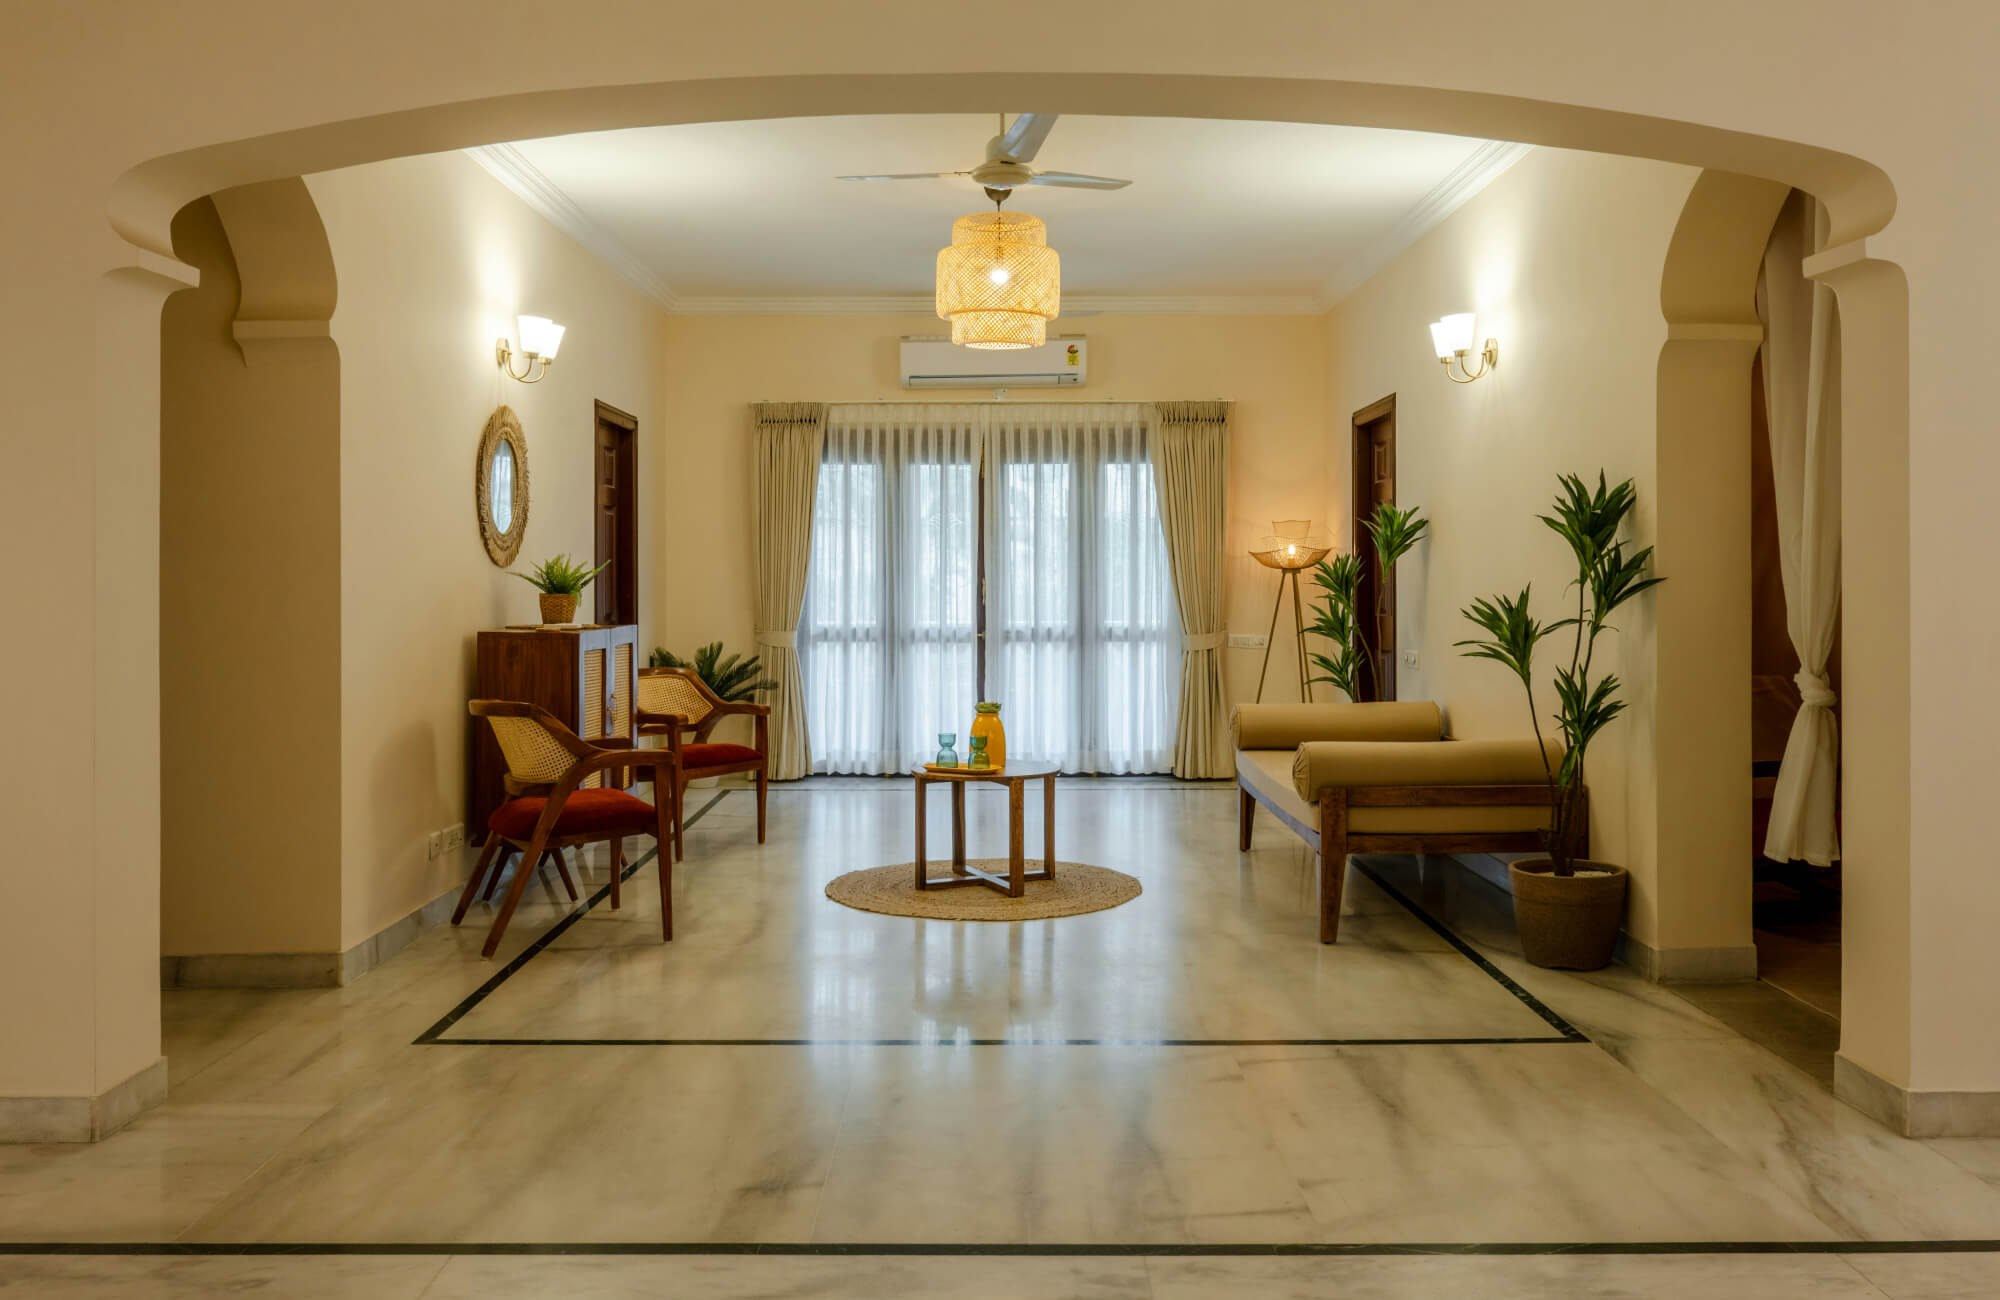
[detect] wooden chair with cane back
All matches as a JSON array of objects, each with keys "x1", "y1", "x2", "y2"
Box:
[
  {"x1": 634, "y1": 666, "x2": 769, "y2": 860},
  {"x1": 455, "y1": 700, "x2": 682, "y2": 958}
]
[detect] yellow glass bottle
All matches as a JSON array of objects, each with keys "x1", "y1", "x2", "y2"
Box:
[{"x1": 970, "y1": 701, "x2": 1005, "y2": 771}]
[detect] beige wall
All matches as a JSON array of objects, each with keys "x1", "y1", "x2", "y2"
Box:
[
  {"x1": 159, "y1": 197, "x2": 344, "y2": 956},
  {"x1": 308, "y1": 152, "x2": 671, "y2": 950},
  {"x1": 657, "y1": 312, "x2": 1333, "y2": 715},
  {"x1": 6, "y1": 0, "x2": 1996, "y2": 1111},
  {"x1": 1325, "y1": 149, "x2": 1704, "y2": 952}
]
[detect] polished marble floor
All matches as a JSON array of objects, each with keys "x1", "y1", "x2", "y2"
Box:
[{"x1": 5, "y1": 782, "x2": 1999, "y2": 1297}]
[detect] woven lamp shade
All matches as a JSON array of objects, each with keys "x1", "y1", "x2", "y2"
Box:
[{"x1": 936, "y1": 211, "x2": 1060, "y2": 350}]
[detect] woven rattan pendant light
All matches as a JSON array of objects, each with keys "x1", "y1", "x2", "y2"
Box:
[{"x1": 935, "y1": 209, "x2": 1060, "y2": 349}]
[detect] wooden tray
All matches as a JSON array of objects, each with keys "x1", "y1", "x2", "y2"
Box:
[{"x1": 923, "y1": 763, "x2": 1004, "y2": 775}]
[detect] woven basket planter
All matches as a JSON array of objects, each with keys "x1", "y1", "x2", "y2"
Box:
[
  {"x1": 1509, "y1": 858, "x2": 1628, "y2": 970},
  {"x1": 538, "y1": 591, "x2": 578, "y2": 624}
]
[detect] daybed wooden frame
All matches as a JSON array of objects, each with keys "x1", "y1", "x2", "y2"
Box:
[{"x1": 1238, "y1": 776, "x2": 1587, "y2": 944}]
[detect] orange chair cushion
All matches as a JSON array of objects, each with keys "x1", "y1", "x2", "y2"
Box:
[
  {"x1": 489, "y1": 789, "x2": 659, "y2": 841},
  {"x1": 681, "y1": 742, "x2": 762, "y2": 770}
]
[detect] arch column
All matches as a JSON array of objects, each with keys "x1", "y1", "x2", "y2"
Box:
[{"x1": 0, "y1": 249, "x2": 193, "y2": 1142}]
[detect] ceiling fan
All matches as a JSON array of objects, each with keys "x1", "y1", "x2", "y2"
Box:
[{"x1": 838, "y1": 113, "x2": 1132, "y2": 199}]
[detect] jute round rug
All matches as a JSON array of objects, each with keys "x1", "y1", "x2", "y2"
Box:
[{"x1": 825, "y1": 861, "x2": 1141, "y2": 922}]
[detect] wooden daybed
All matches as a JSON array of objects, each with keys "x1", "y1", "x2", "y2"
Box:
[{"x1": 1233, "y1": 702, "x2": 1582, "y2": 942}]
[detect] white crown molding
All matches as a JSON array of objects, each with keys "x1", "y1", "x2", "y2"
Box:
[
  {"x1": 669, "y1": 293, "x2": 1324, "y2": 316},
  {"x1": 464, "y1": 144, "x2": 676, "y2": 309},
  {"x1": 1317, "y1": 140, "x2": 1534, "y2": 308}
]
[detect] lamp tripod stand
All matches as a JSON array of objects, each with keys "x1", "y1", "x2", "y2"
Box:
[
  {"x1": 1254, "y1": 566, "x2": 1315, "y2": 704},
  {"x1": 1249, "y1": 522, "x2": 1331, "y2": 704}
]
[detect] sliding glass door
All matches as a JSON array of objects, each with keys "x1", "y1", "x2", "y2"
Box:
[
  {"x1": 802, "y1": 403, "x2": 1178, "y2": 775},
  {"x1": 800, "y1": 407, "x2": 981, "y2": 774},
  {"x1": 985, "y1": 404, "x2": 1179, "y2": 774}
]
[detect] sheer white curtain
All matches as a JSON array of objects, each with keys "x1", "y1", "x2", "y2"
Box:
[
  {"x1": 985, "y1": 403, "x2": 1180, "y2": 773},
  {"x1": 1758, "y1": 191, "x2": 1843, "y2": 865},
  {"x1": 800, "y1": 406, "x2": 981, "y2": 774}
]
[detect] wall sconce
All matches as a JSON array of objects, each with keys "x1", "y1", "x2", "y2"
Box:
[
  {"x1": 495, "y1": 315, "x2": 566, "y2": 384},
  {"x1": 1428, "y1": 312, "x2": 1498, "y2": 384}
]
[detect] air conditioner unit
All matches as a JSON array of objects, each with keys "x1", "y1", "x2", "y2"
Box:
[{"x1": 899, "y1": 335, "x2": 1088, "y2": 389}]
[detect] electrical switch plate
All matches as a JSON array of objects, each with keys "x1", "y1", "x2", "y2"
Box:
[
  {"x1": 427, "y1": 830, "x2": 444, "y2": 859},
  {"x1": 1402, "y1": 649, "x2": 1421, "y2": 668},
  {"x1": 1227, "y1": 633, "x2": 1269, "y2": 649},
  {"x1": 443, "y1": 824, "x2": 465, "y2": 853}
]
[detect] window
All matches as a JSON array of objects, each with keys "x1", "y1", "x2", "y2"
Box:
[{"x1": 802, "y1": 403, "x2": 1178, "y2": 774}]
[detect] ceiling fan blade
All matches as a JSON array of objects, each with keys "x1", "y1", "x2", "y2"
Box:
[
  {"x1": 995, "y1": 113, "x2": 1059, "y2": 162},
  {"x1": 1026, "y1": 171, "x2": 1132, "y2": 190},
  {"x1": 835, "y1": 172, "x2": 966, "y2": 181}
]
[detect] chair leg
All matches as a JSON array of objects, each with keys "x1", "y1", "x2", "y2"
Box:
[
  {"x1": 481, "y1": 846, "x2": 517, "y2": 902},
  {"x1": 547, "y1": 848, "x2": 579, "y2": 902},
  {"x1": 609, "y1": 837, "x2": 623, "y2": 910},
  {"x1": 452, "y1": 836, "x2": 503, "y2": 925},
  {"x1": 484, "y1": 828, "x2": 551, "y2": 959},
  {"x1": 655, "y1": 789, "x2": 675, "y2": 942},
  {"x1": 1239, "y1": 785, "x2": 1256, "y2": 852},
  {"x1": 756, "y1": 764, "x2": 768, "y2": 844},
  {"x1": 675, "y1": 777, "x2": 688, "y2": 862}
]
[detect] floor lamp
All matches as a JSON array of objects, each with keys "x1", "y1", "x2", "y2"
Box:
[{"x1": 1250, "y1": 520, "x2": 1330, "y2": 703}]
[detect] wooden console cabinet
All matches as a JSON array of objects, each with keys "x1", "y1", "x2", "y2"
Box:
[{"x1": 470, "y1": 623, "x2": 638, "y2": 843}]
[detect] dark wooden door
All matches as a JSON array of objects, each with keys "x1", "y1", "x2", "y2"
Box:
[
  {"x1": 593, "y1": 400, "x2": 638, "y2": 626},
  {"x1": 1351, "y1": 395, "x2": 1397, "y2": 702}
]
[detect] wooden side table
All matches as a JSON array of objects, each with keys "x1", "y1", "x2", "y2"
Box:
[{"x1": 911, "y1": 763, "x2": 1061, "y2": 897}]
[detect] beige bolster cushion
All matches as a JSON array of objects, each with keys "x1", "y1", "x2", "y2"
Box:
[
  {"x1": 1231, "y1": 701, "x2": 1444, "y2": 750},
  {"x1": 1291, "y1": 737, "x2": 1563, "y2": 801}
]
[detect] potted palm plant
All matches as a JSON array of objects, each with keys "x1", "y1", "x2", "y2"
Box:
[
  {"x1": 1455, "y1": 473, "x2": 1664, "y2": 970},
  {"x1": 1304, "y1": 502, "x2": 1429, "y2": 701},
  {"x1": 511, "y1": 553, "x2": 609, "y2": 624},
  {"x1": 648, "y1": 642, "x2": 778, "y2": 786}
]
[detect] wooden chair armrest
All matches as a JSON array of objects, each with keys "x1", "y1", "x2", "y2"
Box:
[
  {"x1": 570, "y1": 748, "x2": 677, "y2": 781},
  {"x1": 635, "y1": 710, "x2": 692, "y2": 729},
  {"x1": 589, "y1": 736, "x2": 635, "y2": 751},
  {"x1": 707, "y1": 700, "x2": 771, "y2": 717}
]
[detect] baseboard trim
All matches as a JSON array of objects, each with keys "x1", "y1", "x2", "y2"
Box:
[
  {"x1": 0, "y1": 1056, "x2": 167, "y2": 1143},
  {"x1": 1615, "y1": 933, "x2": 1761, "y2": 983},
  {"x1": 1443, "y1": 853, "x2": 1756, "y2": 983},
  {"x1": 161, "y1": 885, "x2": 459, "y2": 989},
  {"x1": 1836, "y1": 1054, "x2": 2000, "y2": 1137}
]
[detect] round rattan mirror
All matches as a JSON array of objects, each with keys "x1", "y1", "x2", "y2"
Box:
[{"x1": 476, "y1": 405, "x2": 530, "y2": 566}]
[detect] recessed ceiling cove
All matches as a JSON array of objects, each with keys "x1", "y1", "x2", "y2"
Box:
[{"x1": 470, "y1": 114, "x2": 1529, "y2": 311}]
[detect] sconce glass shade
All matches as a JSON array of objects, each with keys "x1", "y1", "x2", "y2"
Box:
[
  {"x1": 517, "y1": 315, "x2": 565, "y2": 359},
  {"x1": 1431, "y1": 312, "x2": 1477, "y2": 358},
  {"x1": 936, "y1": 211, "x2": 1060, "y2": 350}
]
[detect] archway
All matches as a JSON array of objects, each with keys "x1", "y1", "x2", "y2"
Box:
[{"x1": 33, "y1": 70, "x2": 1924, "y2": 1139}]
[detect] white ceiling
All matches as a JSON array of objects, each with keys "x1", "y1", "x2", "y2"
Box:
[{"x1": 471, "y1": 115, "x2": 1528, "y2": 312}]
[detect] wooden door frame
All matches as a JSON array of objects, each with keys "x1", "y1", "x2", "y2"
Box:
[
  {"x1": 1351, "y1": 393, "x2": 1397, "y2": 703},
  {"x1": 593, "y1": 399, "x2": 639, "y2": 627}
]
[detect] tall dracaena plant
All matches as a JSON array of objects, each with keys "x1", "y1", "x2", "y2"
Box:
[
  {"x1": 1305, "y1": 502, "x2": 1430, "y2": 702},
  {"x1": 1455, "y1": 473, "x2": 1664, "y2": 876}
]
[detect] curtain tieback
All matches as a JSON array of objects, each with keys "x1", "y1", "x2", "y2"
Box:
[
  {"x1": 1795, "y1": 670, "x2": 1837, "y2": 709},
  {"x1": 1182, "y1": 632, "x2": 1225, "y2": 653},
  {"x1": 756, "y1": 629, "x2": 798, "y2": 651}
]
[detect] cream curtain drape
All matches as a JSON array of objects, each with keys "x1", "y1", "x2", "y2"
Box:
[
  {"x1": 752, "y1": 401, "x2": 827, "y2": 780},
  {"x1": 1757, "y1": 192, "x2": 1843, "y2": 865},
  {"x1": 1149, "y1": 400, "x2": 1232, "y2": 779}
]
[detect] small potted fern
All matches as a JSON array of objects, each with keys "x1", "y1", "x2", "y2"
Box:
[
  {"x1": 512, "y1": 553, "x2": 609, "y2": 625},
  {"x1": 1455, "y1": 472, "x2": 1664, "y2": 969}
]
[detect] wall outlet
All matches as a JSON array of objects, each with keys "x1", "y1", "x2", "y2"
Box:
[
  {"x1": 1402, "y1": 649, "x2": 1422, "y2": 669},
  {"x1": 443, "y1": 823, "x2": 465, "y2": 853},
  {"x1": 1228, "y1": 632, "x2": 1269, "y2": 649},
  {"x1": 426, "y1": 830, "x2": 444, "y2": 859}
]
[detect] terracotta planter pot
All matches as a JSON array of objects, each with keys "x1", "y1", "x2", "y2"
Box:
[
  {"x1": 538, "y1": 591, "x2": 578, "y2": 624},
  {"x1": 1508, "y1": 857, "x2": 1628, "y2": 971}
]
